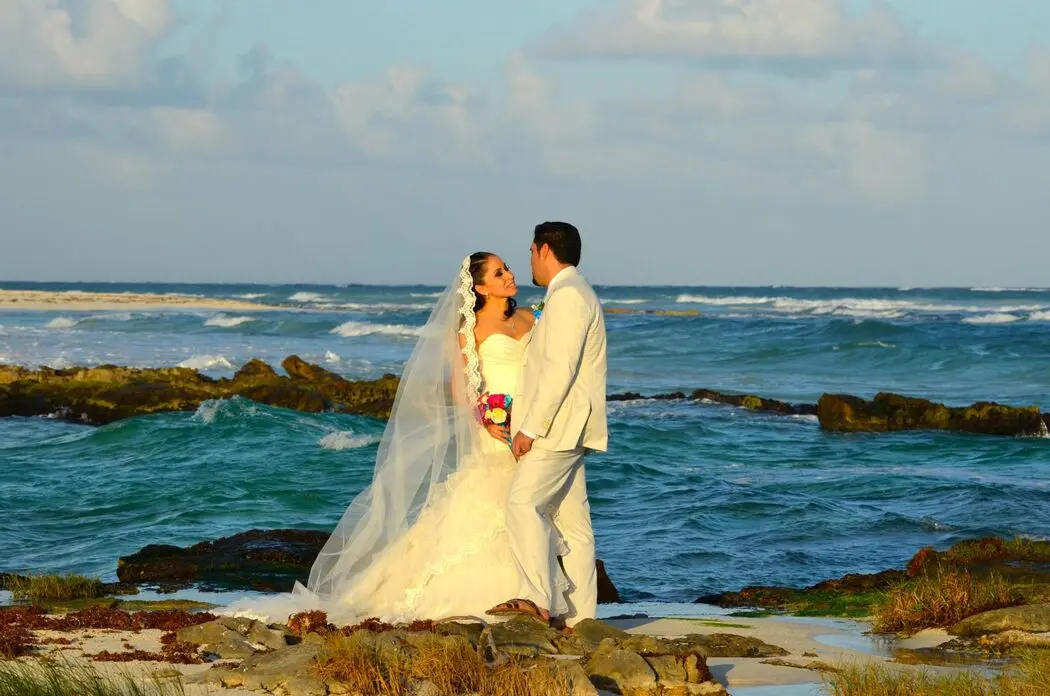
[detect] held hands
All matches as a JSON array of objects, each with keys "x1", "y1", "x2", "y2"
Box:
[
  {"x1": 486, "y1": 423, "x2": 511, "y2": 445},
  {"x1": 511, "y1": 431, "x2": 534, "y2": 460}
]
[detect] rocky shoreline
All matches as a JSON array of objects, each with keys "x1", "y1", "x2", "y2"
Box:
[
  {"x1": 4, "y1": 536, "x2": 1050, "y2": 694},
  {"x1": 0, "y1": 356, "x2": 399, "y2": 425},
  {"x1": 3, "y1": 356, "x2": 1048, "y2": 436}
]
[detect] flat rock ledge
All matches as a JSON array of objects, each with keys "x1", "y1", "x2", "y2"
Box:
[{"x1": 181, "y1": 614, "x2": 768, "y2": 695}]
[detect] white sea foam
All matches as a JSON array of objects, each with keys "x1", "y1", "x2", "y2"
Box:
[
  {"x1": 1029, "y1": 311, "x2": 1050, "y2": 322},
  {"x1": 676, "y1": 294, "x2": 773, "y2": 305},
  {"x1": 676, "y1": 293, "x2": 1047, "y2": 319},
  {"x1": 288, "y1": 292, "x2": 328, "y2": 302},
  {"x1": 331, "y1": 321, "x2": 422, "y2": 338},
  {"x1": 96, "y1": 312, "x2": 135, "y2": 321},
  {"x1": 46, "y1": 317, "x2": 79, "y2": 329},
  {"x1": 324, "y1": 351, "x2": 341, "y2": 364},
  {"x1": 972, "y1": 287, "x2": 1045, "y2": 293},
  {"x1": 236, "y1": 293, "x2": 268, "y2": 299},
  {"x1": 336, "y1": 302, "x2": 433, "y2": 312},
  {"x1": 47, "y1": 313, "x2": 140, "y2": 328},
  {"x1": 192, "y1": 400, "x2": 223, "y2": 425},
  {"x1": 601, "y1": 298, "x2": 649, "y2": 305},
  {"x1": 44, "y1": 356, "x2": 75, "y2": 369},
  {"x1": 204, "y1": 314, "x2": 256, "y2": 328},
  {"x1": 319, "y1": 431, "x2": 380, "y2": 450},
  {"x1": 963, "y1": 313, "x2": 1021, "y2": 325},
  {"x1": 178, "y1": 354, "x2": 235, "y2": 370},
  {"x1": 410, "y1": 292, "x2": 442, "y2": 298},
  {"x1": 857, "y1": 341, "x2": 897, "y2": 349}
]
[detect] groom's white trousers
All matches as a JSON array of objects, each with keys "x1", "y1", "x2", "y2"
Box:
[{"x1": 506, "y1": 446, "x2": 596, "y2": 626}]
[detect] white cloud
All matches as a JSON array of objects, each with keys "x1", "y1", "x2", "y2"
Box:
[
  {"x1": 504, "y1": 52, "x2": 596, "y2": 144},
  {"x1": 152, "y1": 107, "x2": 225, "y2": 151},
  {"x1": 937, "y1": 50, "x2": 998, "y2": 100},
  {"x1": 0, "y1": 0, "x2": 169, "y2": 88},
  {"x1": 536, "y1": 0, "x2": 919, "y2": 68},
  {"x1": 1005, "y1": 47, "x2": 1050, "y2": 136},
  {"x1": 326, "y1": 64, "x2": 489, "y2": 166},
  {"x1": 806, "y1": 120, "x2": 927, "y2": 205}
]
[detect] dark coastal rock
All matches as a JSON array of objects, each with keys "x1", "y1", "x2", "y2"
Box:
[
  {"x1": 0, "y1": 357, "x2": 398, "y2": 425},
  {"x1": 603, "y1": 308, "x2": 702, "y2": 317},
  {"x1": 817, "y1": 392, "x2": 1049, "y2": 436},
  {"x1": 118, "y1": 529, "x2": 622, "y2": 601},
  {"x1": 607, "y1": 388, "x2": 817, "y2": 416},
  {"x1": 117, "y1": 529, "x2": 330, "y2": 591},
  {"x1": 697, "y1": 569, "x2": 908, "y2": 612},
  {"x1": 700, "y1": 538, "x2": 1050, "y2": 621},
  {"x1": 597, "y1": 559, "x2": 622, "y2": 603},
  {"x1": 809, "y1": 569, "x2": 909, "y2": 593},
  {"x1": 691, "y1": 389, "x2": 816, "y2": 416}
]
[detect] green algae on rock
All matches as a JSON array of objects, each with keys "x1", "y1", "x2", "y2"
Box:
[{"x1": 817, "y1": 392, "x2": 1049, "y2": 436}]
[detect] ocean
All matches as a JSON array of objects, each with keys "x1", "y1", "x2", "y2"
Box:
[{"x1": 2, "y1": 282, "x2": 1049, "y2": 602}]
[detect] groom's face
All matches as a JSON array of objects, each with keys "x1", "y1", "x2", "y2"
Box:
[{"x1": 529, "y1": 243, "x2": 544, "y2": 287}]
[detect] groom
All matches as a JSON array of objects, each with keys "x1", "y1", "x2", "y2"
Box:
[{"x1": 490, "y1": 221, "x2": 608, "y2": 628}]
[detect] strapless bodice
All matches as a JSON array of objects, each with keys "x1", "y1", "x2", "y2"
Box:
[{"x1": 477, "y1": 332, "x2": 528, "y2": 396}]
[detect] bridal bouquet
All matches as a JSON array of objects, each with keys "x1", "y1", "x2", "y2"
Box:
[{"x1": 478, "y1": 392, "x2": 512, "y2": 426}]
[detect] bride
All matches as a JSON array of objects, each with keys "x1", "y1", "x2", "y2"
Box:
[{"x1": 226, "y1": 252, "x2": 569, "y2": 625}]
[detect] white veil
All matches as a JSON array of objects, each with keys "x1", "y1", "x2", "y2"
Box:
[{"x1": 225, "y1": 257, "x2": 487, "y2": 624}]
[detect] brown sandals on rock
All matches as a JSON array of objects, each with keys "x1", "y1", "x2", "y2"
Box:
[{"x1": 486, "y1": 598, "x2": 550, "y2": 624}]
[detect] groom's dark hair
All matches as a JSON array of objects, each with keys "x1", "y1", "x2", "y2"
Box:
[{"x1": 534, "y1": 221, "x2": 581, "y2": 267}]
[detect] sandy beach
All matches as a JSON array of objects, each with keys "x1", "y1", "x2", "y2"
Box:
[{"x1": 0, "y1": 289, "x2": 276, "y2": 313}]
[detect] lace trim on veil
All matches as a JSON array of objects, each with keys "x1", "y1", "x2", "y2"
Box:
[{"x1": 457, "y1": 257, "x2": 482, "y2": 403}]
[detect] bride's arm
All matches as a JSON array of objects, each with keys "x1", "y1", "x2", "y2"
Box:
[{"x1": 456, "y1": 332, "x2": 509, "y2": 443}]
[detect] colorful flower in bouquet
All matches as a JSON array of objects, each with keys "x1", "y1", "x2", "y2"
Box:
[{"x1": 478, "y1": 392, "x2": 513, "y2": 426}]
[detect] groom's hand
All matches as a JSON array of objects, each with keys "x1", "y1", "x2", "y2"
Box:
[{"x1": 511, "y1": 432, "x2": 534, "y2": 459}]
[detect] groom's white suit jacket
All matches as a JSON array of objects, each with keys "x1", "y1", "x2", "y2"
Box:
[{"x1": 513, "y1": 266, "x2": 608, "y2": 453}]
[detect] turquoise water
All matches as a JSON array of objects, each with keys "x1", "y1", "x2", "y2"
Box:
[{"x1": 2, "y1": 283, "x2": 1049, "y2": 601}]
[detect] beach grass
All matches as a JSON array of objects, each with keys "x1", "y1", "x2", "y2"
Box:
[
  {"x1": 872, "y1": 568, "x2": 1019, "y2": 634},
  {"x1": 7, "y1": 574, "x2": 105, "y2": 603},
  {"x1": 824, "y1": 650, "x2": 1050, "y2": 695},
  {"x1": 908, "y1": 537, "x2": 1050, "y2": 576},
  {"x1": 0, "y1": 658, "x2": 186, "y2": 696},
  {"x1": 315, "y1": 630, "x2": 572, "y2": 696}
]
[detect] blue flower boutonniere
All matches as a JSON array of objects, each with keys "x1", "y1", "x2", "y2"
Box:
[{"x1": 531, "y1": 301, "x2": 545, "y2": 320}]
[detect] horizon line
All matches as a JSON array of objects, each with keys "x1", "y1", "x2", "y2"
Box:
[{"x1": 2, "y1": 280, "x2": 1047, "y2": 292}]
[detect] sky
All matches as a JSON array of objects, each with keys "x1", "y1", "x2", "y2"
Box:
[{"x1": 0, "y1": 0, "x2": 1048, "y2": 287}]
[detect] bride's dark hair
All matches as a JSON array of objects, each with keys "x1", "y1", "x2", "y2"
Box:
[{"x1": 469, "y1": 252, "x2": 517, "y2": 320}]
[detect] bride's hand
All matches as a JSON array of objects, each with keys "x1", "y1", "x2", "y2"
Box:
[{"x1": 486, "y1": 423, "x2": 511, "y2": 445}]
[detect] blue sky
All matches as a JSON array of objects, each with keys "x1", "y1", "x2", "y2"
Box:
[{"x1": 1, "y1": 0, "x2": 1048, "y2": 286}]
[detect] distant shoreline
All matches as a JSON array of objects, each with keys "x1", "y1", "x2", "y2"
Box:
[{"x1": 0, "y1": 289, "x2": 277, "y2": 313}]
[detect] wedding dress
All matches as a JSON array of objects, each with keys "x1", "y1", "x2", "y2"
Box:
[
  {"x1": 332, "y1": 331, "x2": 569, "y2": 623},
  {"x1": 223, "y1": 258, "x2": 568, "y2": 626}
]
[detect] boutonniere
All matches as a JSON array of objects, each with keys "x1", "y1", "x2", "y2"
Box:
[{"x1": 531, "y1": 301, "x2": 545, "y2": 320}]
